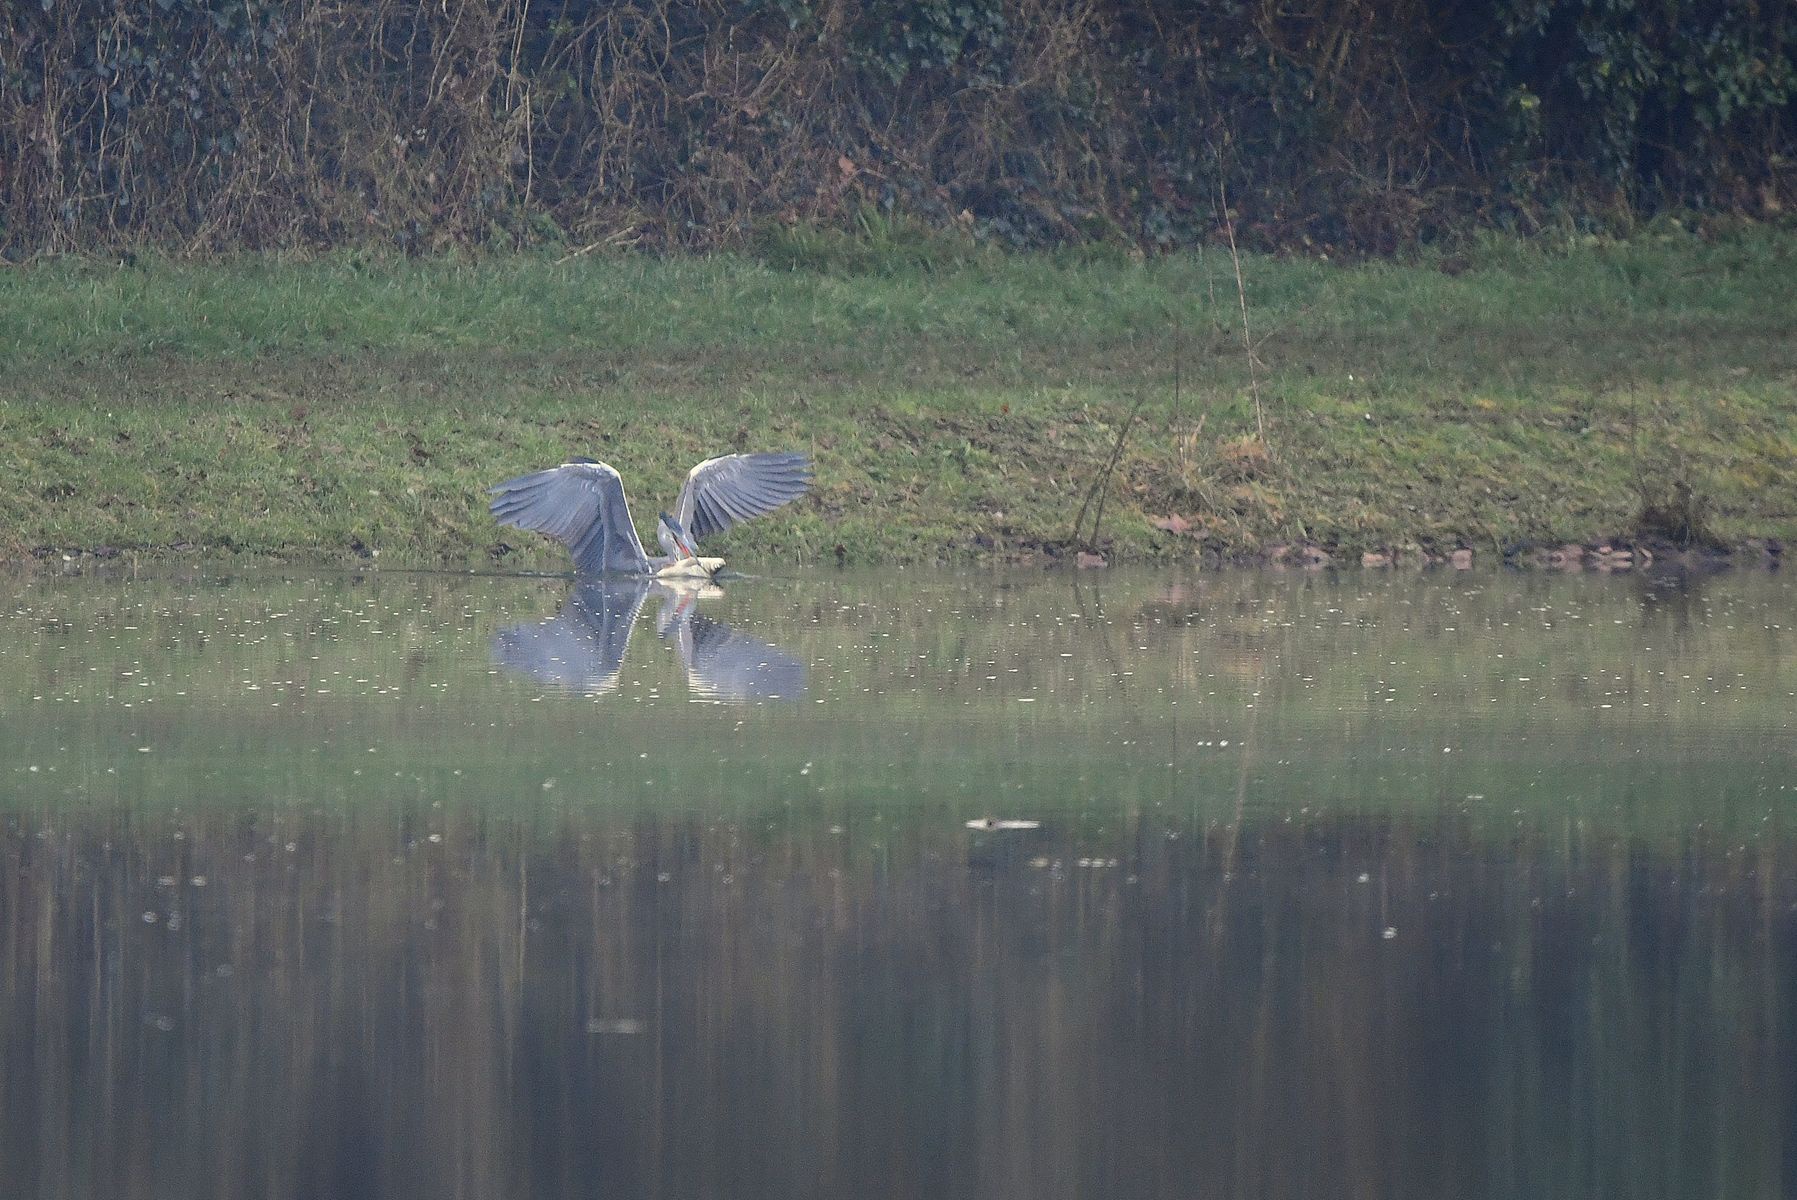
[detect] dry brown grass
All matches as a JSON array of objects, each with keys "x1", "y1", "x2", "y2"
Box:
[
  {"x1": 5, "y1": 0, "x2": 1790, "y2": 257},
  {"x1": 1, "y1": 0, "x2": 1145, "y2": 254}
]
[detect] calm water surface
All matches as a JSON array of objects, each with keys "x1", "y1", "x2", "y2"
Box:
[{"x1": 3, "y1": 568, "x2": 1795, "y2": 1199}]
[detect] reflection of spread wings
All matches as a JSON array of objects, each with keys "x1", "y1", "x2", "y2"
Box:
[
  {"x1": 490, "y1": 581, "x2": 650, "y2": 694},
  {"x1": 667, "y1": 610, "x2": 808, "y2": 702},
  {"x1": 493, "y1": 580, "x2": 806, "y2": 702}
]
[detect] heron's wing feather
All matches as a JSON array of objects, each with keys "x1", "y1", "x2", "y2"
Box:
[
  {"x1": 672, "y1": 452, "x2": 813, "y2": 543},
  {"x1": 489, "y1": 461, "x2": 649, "y2": 574}
]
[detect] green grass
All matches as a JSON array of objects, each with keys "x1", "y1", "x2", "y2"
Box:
[{"x1": 2, "y1": 222, "x2": 1795, "y2": 567}]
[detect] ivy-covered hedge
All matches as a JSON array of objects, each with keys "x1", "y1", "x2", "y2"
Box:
[{"x1": 2, "y1": 0, "x2": 1793, "y2": 255}]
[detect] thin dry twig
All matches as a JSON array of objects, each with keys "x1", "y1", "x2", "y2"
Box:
[
  {"x1": 1218, "y1": 175, "x2": 1267, "y2": 446},
  {"x1": 551, "y1": 224, "x2": 640, "y2": 264},
  {"x1": 1073, "y1": 392, "x2": 1149, "y2": 550}
]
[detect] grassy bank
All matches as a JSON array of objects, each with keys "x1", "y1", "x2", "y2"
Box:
[{"x1": 3, "y1": 225, "x2": 1796, "y2": 569}]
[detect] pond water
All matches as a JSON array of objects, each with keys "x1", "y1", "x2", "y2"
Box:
[{"x1": 3, "y1": 567, "x2": 1794, "y2": 1199}]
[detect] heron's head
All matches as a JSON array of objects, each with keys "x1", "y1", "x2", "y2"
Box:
[{"x1": 658, "y1": 512, "x2": 697, "y2": 557}]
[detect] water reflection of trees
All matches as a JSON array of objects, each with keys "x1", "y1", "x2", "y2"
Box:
[{"x1": 3, "y1": 812, "x2": 1790, "y2": 1200}]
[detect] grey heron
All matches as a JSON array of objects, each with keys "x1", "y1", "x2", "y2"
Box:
[
  {"x1": 492, "y1": 578, "x2": 807, "y2": 701},
  {"x1": 489, "y1": 452, "x2": 812, "y2": 576}
]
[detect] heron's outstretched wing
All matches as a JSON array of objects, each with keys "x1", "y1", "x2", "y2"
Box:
[
  {"x1": 492, "y1": 581, "x2": 651, "y2": 693},
  {"x1": 489, "y1": 461, "x2": 649, "y2": 574},
  {"x1": 672, "y1": 452, "x2": 813, "y2": 543}
]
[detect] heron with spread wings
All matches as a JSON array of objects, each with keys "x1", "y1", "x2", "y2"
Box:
[{"x1": 489, "y1": 452, "x2": 812, "y2": 576}]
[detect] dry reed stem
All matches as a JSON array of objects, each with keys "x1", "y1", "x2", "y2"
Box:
[{"x1": 1219, "y1": 176, "x2": 1267, "y2": 448}]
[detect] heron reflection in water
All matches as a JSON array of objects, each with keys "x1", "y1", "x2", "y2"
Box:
[{"x1": 492, "y1": 579, "x2": 806, "y2": 702}]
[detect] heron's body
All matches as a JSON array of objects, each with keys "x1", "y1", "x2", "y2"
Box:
[{"x1": 489, "y1": 452, "x2": 811, "y2": 576}]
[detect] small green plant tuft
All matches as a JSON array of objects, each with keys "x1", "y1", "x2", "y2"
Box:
[{"x1": 1633, "y1": 473, "x2": 1720, "y2": 549}]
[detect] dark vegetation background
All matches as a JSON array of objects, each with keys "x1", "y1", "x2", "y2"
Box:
[{"x1": 3, "y1": 0, "x2": 1794, "y2": 258}]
